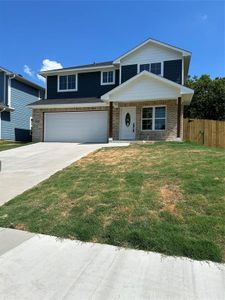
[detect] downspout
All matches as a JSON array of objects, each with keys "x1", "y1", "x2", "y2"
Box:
[
  {"x1": 8, "y1": 74, "x2": 16, "y2": 108},
  {"x1": 0, "y1": 107, "x2": 5, "y2": 140}
]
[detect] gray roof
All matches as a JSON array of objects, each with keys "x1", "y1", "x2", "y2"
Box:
[
  {"x1": 28, "y1": 97, "x2": 104, "y2": 106},
  {"x1": 44, "y1": 61, "x2": 114, "y2": 73},
  {"x1": 0, "y1": 66, "x2": 45, "y2": 91}
]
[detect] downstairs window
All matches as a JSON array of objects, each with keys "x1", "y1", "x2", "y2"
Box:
[{"x1": 142, "y1": 106, "x2": 166, "y2": 131}]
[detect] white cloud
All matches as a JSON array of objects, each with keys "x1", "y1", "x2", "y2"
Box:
[
  {"x1": 37, "y1": 59, "x2": 63, "y2": 82},
  {"x1": 199, "y1": 14, "x2": 208, "y2": 22},
  {"x1": 24, "y1": 64, "x2": 34, "y2": 77}
]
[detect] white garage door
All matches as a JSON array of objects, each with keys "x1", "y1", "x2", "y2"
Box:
[{"x1": 44, "y1": 111, "x2": 108, "y2": 143}]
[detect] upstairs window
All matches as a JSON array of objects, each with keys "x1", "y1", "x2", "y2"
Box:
[
  {"x1": 101, "y1": 70, "x2": 115, "y2": 85},
  {"x1": 139, "y1": 62, "x2": 162, "y2": 75},
  {"x1": 142, "y1": 106, "x2": 166, "y2": 131},
  {"x1": 151, "y1": 63, "x2": 161, "y2": 75},
  {"x1": 139, "y1": 64, "x2": 150, "y2": 72},
  {"x1": 58, "y1": 74, "x2": 77, "y2": 91}
]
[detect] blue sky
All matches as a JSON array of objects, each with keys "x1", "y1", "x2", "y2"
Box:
[{"x1": 0, "y1": 1, "x2": 224, "y2": 86}]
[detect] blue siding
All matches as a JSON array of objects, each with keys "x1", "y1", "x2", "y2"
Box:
[
  {"x1": 163, "y1": 60, "x2": 182, "y2": 84},
  {"x1": 5, "y1": 75, "x2": 9, "y2": 105},
  {"x1": 121, "y1": 64, "x2": 138, "y2": 83},
  {"x1": 1, "y1": 79, "x2": 39, "y2": 141},
  {"x1": 0, "y1": 71, "x2": 5, "y2": 103},
  {"x1": 47, "y1": 70, "x2": 119, "y2": 99}
]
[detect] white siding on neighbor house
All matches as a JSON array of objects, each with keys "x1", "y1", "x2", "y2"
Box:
[
  {"x1": 120, "y1": 43, "x2": 182, "y2": 66},
  {"x1": 110, "y1": 76, "x2": 180, "y2": 102}
]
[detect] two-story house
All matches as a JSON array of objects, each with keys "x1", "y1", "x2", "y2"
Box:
[
  {"x1": 29, "y1": 38, "x2": 194, "y2": 143},
  {"x1": 0, "y1": 66, "x2": 44, "y2": 141}
]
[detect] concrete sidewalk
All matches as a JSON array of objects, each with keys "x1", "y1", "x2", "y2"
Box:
[
  {"x1": 0, "y1": 142, "x2": 129, "y2": 205},
  {"x1": 0, "y1": 228, "x2": 224, "y2": 300}
]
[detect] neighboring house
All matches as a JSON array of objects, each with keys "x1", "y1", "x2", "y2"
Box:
[
  {"x1": 0, "y1": 67, "x2": 45, "y2": 141},
  {"x1": 29, "y1": 38, "x2": 194, "y2": 143}
]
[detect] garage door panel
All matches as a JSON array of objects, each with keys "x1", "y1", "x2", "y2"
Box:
[{"x1": 44, "y1": 111, "x2": 108, "y2": 143}]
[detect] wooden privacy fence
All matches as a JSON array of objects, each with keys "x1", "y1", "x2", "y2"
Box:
[{"x1": 183, "y1": 118, "x2": 225, "y2": 148}]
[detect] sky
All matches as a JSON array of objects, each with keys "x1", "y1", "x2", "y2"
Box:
[{"x1": 0, "y1": 0, "x2": 224, "y2": 87}]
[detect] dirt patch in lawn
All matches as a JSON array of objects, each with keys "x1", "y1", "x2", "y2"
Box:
[
  {"x1": 76, "y1": 147, "x2": 140, "y2": 166},
  {"x1": 1, "y1": 142, "x2": 225, "y2": 263},
  {"x1": 160, "y1": 184, "x2": 183, "y2": 214},
  {"x1": 15, "y1": 223, "x2": 27, "y2": 231}
]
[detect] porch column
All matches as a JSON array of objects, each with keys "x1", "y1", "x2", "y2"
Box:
[
  {"x1": 109, "y1": 101, "x2": 113, "y2": 138},
  {"x1": 177, "y1": 97, "x2": 182, "y2": 138}
]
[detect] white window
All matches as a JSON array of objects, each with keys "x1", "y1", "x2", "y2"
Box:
[
  {"x1": 142, "y1": 106, "x2": 166, "y2": 131},
  {"x1": 139, "y1": 62, "x2": 162, "y2": 75},
  {"x1": 58, "y1": 74, "x2": 77, "y2": 92},
  {"x1": 101, "y1": 70, "x2": 115, "y2": 85}
]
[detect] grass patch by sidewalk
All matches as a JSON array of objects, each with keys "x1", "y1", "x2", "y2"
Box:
[
  {"x1": 0, "y1": 140, "x2": 31, "y2": 152},
  {"x1": 0, "y1": 142, "x2": 224, "y2": 262}
]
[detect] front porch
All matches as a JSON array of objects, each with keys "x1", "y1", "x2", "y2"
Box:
[
  {"x1": 101, "y1": 70, "x2": 194, "y2": 142},
  {"x1": 111, "y1": 99, "x2": 181, "y2": 141}
]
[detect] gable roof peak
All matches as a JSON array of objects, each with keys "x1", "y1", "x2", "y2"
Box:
[{"x1": 113, "y1": 37, "x2": 191, "y2": 64}]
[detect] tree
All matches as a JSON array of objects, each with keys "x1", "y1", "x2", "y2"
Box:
[{"x1": 184, "y1": 75, "x2": 225, "y2": 120}]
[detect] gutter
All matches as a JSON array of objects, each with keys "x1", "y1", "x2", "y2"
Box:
[
  {"x1": 39, "y1": 65, "x2": 117, "y2": 77},
  {"x1": 27, "y1": 102, "x2": 109, "y2": 109},
  {"x1": 0, "y1": 104, "x2": 15, "y2": 112}
]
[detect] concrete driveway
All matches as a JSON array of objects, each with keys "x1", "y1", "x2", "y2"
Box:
[
  {"x1": 0, "y1": 142, "x2": 128, "y2": 205},
  {"x1": 0, "y1": 228, "x2": 224, "y2": 300}
]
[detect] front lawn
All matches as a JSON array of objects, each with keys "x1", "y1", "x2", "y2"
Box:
[
  {"x1": 0, "y1": 140, "x2": 30, "y2": 151},
  {"x1": 0, "y1": 142, "x2": 224, "y2": 262}
]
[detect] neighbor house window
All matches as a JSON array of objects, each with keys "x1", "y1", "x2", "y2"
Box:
[
  {"x1": 142, "y1": 106, "x2": 166, "y2": 131},
  {"x1": 101, "y1": 71, "x2": 115, "y2": 85},
  {"x1": 58, "y1": 74, "x2": 77, "y2": 91},
  {"x1": 139, "y1": 62, "x2": 162, "y2": 75}
]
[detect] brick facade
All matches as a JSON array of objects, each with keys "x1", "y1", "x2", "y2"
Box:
[
  {"x1": 32, "y1": 106, "x2": 108, "y2": 142},
  {"x1": 112, "y1": 99, "x2": 181, "y2": 141},
  {"x1": 32, "y1": 100, "x2": 182, "y2": 142}
]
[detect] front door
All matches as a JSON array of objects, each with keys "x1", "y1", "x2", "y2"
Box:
[{"x1": 120, "y1": 107, "x2": 136, "y2": 140}]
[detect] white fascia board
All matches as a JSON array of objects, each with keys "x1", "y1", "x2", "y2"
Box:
[
  {"x1": 28, "y1": 102, "x2": 109, "y2": 109},
  {"x1": 113, "y1": 38, "x2": 191, "y2": 64},
  {"x1": 109, "y1": 96, "x2": 178, "y2": 103},
  {"x1": 101, "y1": 71, "x2": 194, "y2": 102},
  {"x1": 180, "y1": 85, "x2": 194, "y2": 95},
  {"x1": 40, "y1": 65, "x2": 117, "y2": 78}
]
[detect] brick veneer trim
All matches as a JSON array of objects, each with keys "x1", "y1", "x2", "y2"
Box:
[
  {"x1": 32, "y1": 106, "x2": 108, "y2": 142},
  {"x1": 112, "y1": 99, "x2": 181, "y2": 141}
]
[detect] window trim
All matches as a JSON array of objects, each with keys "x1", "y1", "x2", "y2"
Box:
[
  {"x1": 100, "y1": 70, "x2": 115, "y2": 85},
  {"x1": 141, "y1": 105, "x2": 167, "y2": 131},
  {"x1": 138, "y1": 62, "x2": 163, "y2": 76},
  {"x1": 57, "y1": 74, "x2": 78, "y2": 92}
]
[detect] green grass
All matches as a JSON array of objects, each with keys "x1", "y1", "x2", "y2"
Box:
[
  {"x1": 0, "y1": 140, "x2": 31, "y2": 151},
  {"x1": 0, "y1": 141, "x2": 224, "y2": 262}
]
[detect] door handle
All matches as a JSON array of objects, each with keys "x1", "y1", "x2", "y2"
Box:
[{"x1": 133, "y1": 123, "x2": 135, "y2": 132}]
